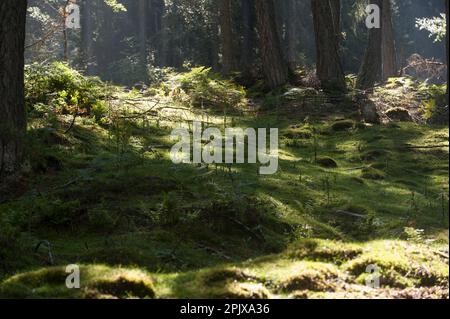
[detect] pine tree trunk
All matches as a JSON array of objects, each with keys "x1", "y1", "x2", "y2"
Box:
[
  {"x1": 311, "y1": 0, "x2": 346, "y2": 90},
  {"x1": 329, "y1": 0, "x2": 341, "y2": 38},
  {"x1": 210, "y1": 6, "x2": 221, "y2": 72},
  {"x1": 381, "y1": 0, "x2": 397, "y2": 80},
  {"x1": 0, "y1": 0, "x2": 27, "y2": 179},
  {"x1": 255, "y1": 0, "x2": 289, "y2": 89},
  {"x1": 138, "y1": 0, "x2": 148, "y2": 76},
  {"x1": 220, "y1": 0, "x2": 237, "y2": 75},
  {"x1": 357, "y1": 0, "x2": 383, "y2": 90},
  {"x1": 445, "y1": 0, "x2": 449, "y2": 103},
  {"x1": 285, "y1": 0, "x2": 298, "y2": 70},
  {"x1": 240, "y1": 0, "x2": 255, "y2": 74},
  {"x1": 81, "y1": 0, "x2": 94, "y2": 75}
]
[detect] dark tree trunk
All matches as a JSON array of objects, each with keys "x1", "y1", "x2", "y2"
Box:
[
  {"x1": 138, "y1": 0, "x2": 148, "y2": 75},
  {"x1": 220, "y1": 0, "x2": 237, "y2": 75},
  {"x1": 255, "y1": 0, "x2": 289, "y2": 89},
  {"x1": 210, "y1": 6, "x2": 221, "y2": 72},
  {"x1": 98, "y1": 3, "x2": 114, "y2": 79},
  {"x1": 0, "y1": 0, "x2": 27, "y2": 179},
  {"x1": 357, "y1": 0, "x2": 383, "y2": 90},
  {"x1": 154, "y1": 0, "x2": 165, "y2": 67},
  {"x1": 81, "y1": 0, "x2": 94, "y2": 75},
  {"x1": 311, "y1": 0, "x2": 346, "y2": 90},
  {"x1": 285, "y1": 0, "x2": 297, "y2": 70},
  {"x1": 445, "y1": 0, "x2": 449, "y2": 103},
  {"x1": 381, "y1": 0, "x2": 397, "y2": 80},
  {"x1": 240, "y1": 0, "x2": 255, "y2": 74},
  {"x1": 329, "y1": 0, "x2": 341, "y2": 42}
]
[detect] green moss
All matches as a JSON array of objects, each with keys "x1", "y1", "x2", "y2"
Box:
[
  {"x1": 360, "y1": 167, "x2": 385, "y2": 180},
  {"x1": 361, "y1": 149, "x2": 389, "y2": 161},
  {"x1": 91, "y1": 275, "x2": 155, "y2": 299},
  {"x1": 280, "y1": 263, "x2": 339, "y2": 292},
  {"x1": 315, "y1": 156, "x2": 338, "y2": 168},
  {"x1": 331, "y1": 120, "x2": 355, "y2": 132},
  {"x1": 385, "y1": 107, "x2": 412, "y2": 122},
  {"x1": 286, "y1": 239, "x2": 363, "y2": 263},
  {"x1": 201, "y1": 267, "x2": 250, "y2": 284},
  {"x1": 0, "y1": 265, "x2": 156, "y2": 299}
]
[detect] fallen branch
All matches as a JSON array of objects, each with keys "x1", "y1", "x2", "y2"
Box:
[
  {"x1": 197, "y1": 244, "x2": 231, "y2": 260},
  {"x1": 334, "y1": 210, "x2": 367, "y2": 219},
  {"x1": 227, "y1": 217, "x2": 265, "y2": 241},
  {"x1": 433, "y1": 250, "x2": 449, "y2": 259},
  {"x1": 400, "y1": 144, "x2": 449, "y2": 150}
]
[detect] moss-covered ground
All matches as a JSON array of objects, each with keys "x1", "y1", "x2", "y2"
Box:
[{"x1": 0, "y1": 71, "x2": 448, "y2": 299}]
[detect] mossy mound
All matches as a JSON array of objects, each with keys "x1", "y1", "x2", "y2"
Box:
[
  {"x1": 90, "y1": 275, "x2": 155, "y2": 299},
  {"x1": 209, "y1": 282, "x2": 270, "y2": 299},
  {"x1": 343, "y1": 241, "x2": 449, "y2": 289},
  {"x1": 286, "y1": 239, "x2": 363, "y2": 263},
  {"x1": 385, "y1": 107, "x2": 413, "y2": 122},
  {"x1": 331, "y1": 120, "x2": 355, "y2": 132},
  {"x1": 360, "y1": 167, "x2": 385, "y2": 180},
  {"x1": 361, "y1": 149, "x2": 390, "y2": 161},
  {"x1": 283, "y1": 126, "x2": 313, "y2": 139},
  {"x1": 280, "y1": 264, "x2": 339, "y2": 292},
  {"x1": 315, "y1": 156, "x2": 338, "y2": 168},
  {"x1": 201, "y1": 267, "x2": 250, "y2": 284},
  {"x1": 0, "y1": 265, "x2": 156, "y2": 299}
]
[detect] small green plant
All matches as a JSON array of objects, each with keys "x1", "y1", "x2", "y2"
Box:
[
  {"x1": 25, "y1": 62, "x2": 104, "y2": 120},
  {"x1": 176, "y1": 67, "x2": 247, "y2": 110},
  {"x1": 404, "y1": 227, "x2": 425, "y2": 244}
]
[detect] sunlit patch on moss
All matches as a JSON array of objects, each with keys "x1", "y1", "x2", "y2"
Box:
[{"x1": 0, "y1": 265, "x2": 156, "y2": 299}]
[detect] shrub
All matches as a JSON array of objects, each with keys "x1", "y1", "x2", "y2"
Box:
[
  {"x1": 175, "y1": 67, "x2": 247, "y2": 110},
  {"x1": 25, "y1": 62, "x2": 104, "y2": 117}
]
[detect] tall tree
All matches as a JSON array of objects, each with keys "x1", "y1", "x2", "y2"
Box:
[
  {"x1": 285, "y1": 0, "x2": 298, "y2": 70},
  {"x1": 81, "y1": 0, "x2": 94, "y2": 75},
  {"x1": 255, "y1": 0, "x2": 289, "y2": 89},
  {"x1": 0, "y1": 0, "x2": 28, "y2": 179},
  {"x1": 357, "y1": 0, "x2": 383, "y2": 90},
  {"x1": 138, "y1": 0, "x2": 148, "y2": 76},
  {"x1": 381, "y1": 0, "x2": 397, "y2": 80},
  {"x1": 240, "y1": 0, "x2": 255, "y2": 75},
  {"x1": 311, "y1": 0, "x2": 346, "y2": 90},
  {"x1": 219, "y1": 0, "x2": 237, "y2": 75},
  {"x1": 445, "y1": 0, "x2": 449, "y2": 104}
]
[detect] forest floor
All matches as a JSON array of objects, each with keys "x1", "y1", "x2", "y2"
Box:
[{"x1": 0, "y1": 70, "x2": 448, "y2": 299}]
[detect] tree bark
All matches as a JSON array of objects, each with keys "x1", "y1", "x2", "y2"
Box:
[
  {"x1": 285, "y1": 0, "x2": 298, "y2": 70},
  {"x1": 220, "y1": 0, "x2": 237, "y2": 75},
  {"x1": 81, "y1": 0, "x2": 94, "y2": 75},
  {"x1": 357, "y1": 0, "x2": 383, "y2": 90},
  {"x1": 311, "y1": 0, "x2": 346, "y2": 90},
  {"x1": 138, "y1": 0, "x2": 148, "y2": 75},
  {"x1": 0, "y1": 0, "x2": 27, "y2": 179},
  {"x1": 381, "y1": 0, "x2": 397, "y2": 80},
  {"x1": 445, "y1": 0, "x2": 449, "y2": 103},
  {"x1": 255, "y1": 0, "x2": 289, "y2": 89},
  {"x1": 240, "y1": 0, "x2": 255, "y2": 74}
]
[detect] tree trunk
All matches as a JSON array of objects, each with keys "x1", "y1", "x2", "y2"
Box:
[
  {"x1": 311, "y1": 0, "x2": 346, "y2": 90},
  {"x1": 81, "y1": 0, "x2": 94, "y2": 75},
  {"x1": 210, "y1": 5, "x2": 221, "y2": 72},
  {"x1": 138, "y1": 0, "x2": 148, "y2": 76},
  {"x1": 240, "y1": 0, "x2": 255, "y2": 74},
  {"x1": 329, "y1": 0, "x2": 341, "y2": 39},
  {"x1": 285, "y1": 0, "x2": 297, "y2": 70},
  {"x1": 255, "y1": 0, "x2": 289, "y2": 89},
  {"x1": 445, "y1": 0, "x2": 449, "y2": 103},
  {"x1": 357, "y1": 0, "x2": 383, "y2": 90},
  {"x1": 0, "y1": 0, "x2": 27, "y2": 179},
  {"x1": 381, "y1": 0, "x2": 397, "y2": 80},
  {"x1": 220, "y1": 0, "x2": 237, "y2": 75}
]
